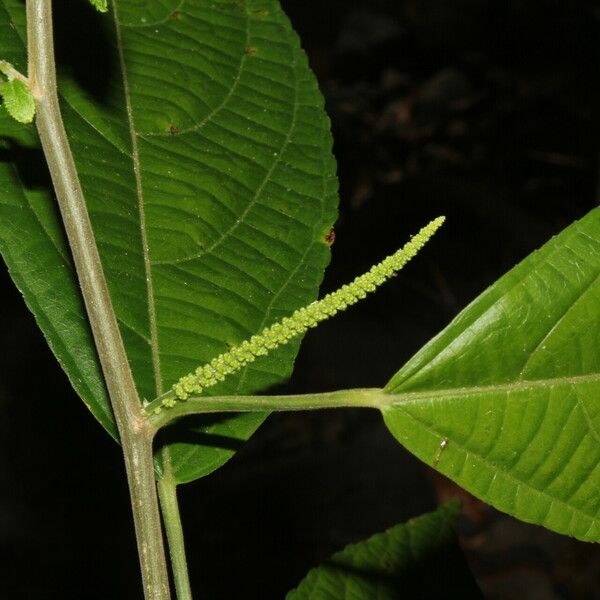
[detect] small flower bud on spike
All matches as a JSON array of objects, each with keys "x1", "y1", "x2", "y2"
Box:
[{"x1": 143, "y1": 217, "x2": 445, "y2": 414}]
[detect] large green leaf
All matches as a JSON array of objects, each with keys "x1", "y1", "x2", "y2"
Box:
[
  {"x1": 286, "y1": 501, "x2": 481, "y2": 599},
  {"x1": 384, "y1": 208, "x2": 600, "y2": 542},
  {"x1": 0, "y1": 0, "x2": 337, "y2": 482}
]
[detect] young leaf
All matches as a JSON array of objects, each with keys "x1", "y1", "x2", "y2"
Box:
[
  {"x1": 89, "y1": 0, "x2": 108, "y2": 12},
  {"x1": 0, "y1": 77, "x2": 35, "y2": 123},
  {"x1": 0, "y1": 0, "x2": 338, "y2": 482},
  {"x1": 383, "y1": 207, "x2": 600, "y2": 542},
  {"x1": 286, "y1": 501, "x2": 482, "y2": 599}
]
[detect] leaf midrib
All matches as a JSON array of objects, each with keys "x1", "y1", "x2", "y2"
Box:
[
  {"x1": 113, "y1": 0, "x2": 163, "y2": 396},
  {"x1": 386, "y1": 372, "x2": 600, "y2": 454},
  {"x1": 386, "y1": 371, "x2": 600, "y2": 402}
]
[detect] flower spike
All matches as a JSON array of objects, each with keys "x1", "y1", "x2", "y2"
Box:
[{"x1": 146, "y1": 217, "x2": 445, "y2": 414}]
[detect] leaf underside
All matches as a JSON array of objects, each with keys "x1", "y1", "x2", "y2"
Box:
[
  {"x1": 286, "y1": 501, "x2": 482, "y2": 599},
  {"x1": 0, "y1": 0, "x2": 338, "y2": 483},
  {"x1": 384, "y1": 208, "x2": 600, "y2": 542}
]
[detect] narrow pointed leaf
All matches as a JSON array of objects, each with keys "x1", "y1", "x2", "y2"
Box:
[
  {"x1": 286, "y1": 501, "x2": 481, "y2": 599},
  {"x1": 383, "y1": 208, "x2": 600, "y2": 542},
  {"x1": 0, "y1": 0, "x2": 337, "y2": 482}
]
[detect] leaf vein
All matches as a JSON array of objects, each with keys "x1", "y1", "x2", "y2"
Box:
[
  {"x1": 395, "y1": 405, "x2": 599, "y2": 524},
  {"x1": 138, "y1": 6, "x2": 249, "y2": 137},
  {"x1": 113, "y1": 0, "x2": 162, "y2": 396},
  {"x1": 153, "y1": 49, "x2": 301, "y2": 266},
  {"x1": 518, "y1": 268, "x2": 600, "y2": 378}
]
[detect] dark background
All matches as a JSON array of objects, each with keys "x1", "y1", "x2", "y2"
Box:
[{"x1": 1, "y1": 0, "x2": 600, "y2": 598}]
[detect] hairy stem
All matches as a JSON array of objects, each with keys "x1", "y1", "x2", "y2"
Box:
[
  {"x1": 149, "y1": 388, "x2": 391, "y2": 429},
  {"x1": 158, "y1": 456, "x2": 193, "y2": 600},
  {"x1": 26, "y1": 1, "x2": 170, "y2": 597}
]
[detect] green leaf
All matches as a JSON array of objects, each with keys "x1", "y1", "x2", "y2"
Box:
[
  {"x1": 383, "y1": 208, "x2": 600, "y2": 542},
  {"x1": 0, "y1": 77, "x2": 35, "y2": 123},
  {"x1": 286, "y1": 501, "x2": 482, "y2": 600},
  {"x1": 0, "y1": 0, "x2": 337, "y2": 482},
  {"x1": 89, "y1": 0, "x2": 108, "y2": 12}
]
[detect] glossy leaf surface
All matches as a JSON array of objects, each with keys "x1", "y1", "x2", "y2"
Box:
[
  {"x1": 286, "y1": 501, "x2": 481, "y2": 599},
  {"x1": 384, "y1": 208, "x2": 600, "y2": 542},
  {"x1": 0, "y1": 0, "x2": 337, "y2": 482}
]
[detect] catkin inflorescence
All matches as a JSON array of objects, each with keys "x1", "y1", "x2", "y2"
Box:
[{"x1": 161, "y1": 217, "x2": 444, "y2": 409}]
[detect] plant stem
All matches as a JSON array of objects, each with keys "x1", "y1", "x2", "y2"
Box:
[
  {"x1": 149, "y1": 388, "x2": 392, "y2": 429},
  {"x1": 26, "y1": 1, "x2": 170, "y2": 598},
  {"x1": 158, "y1": 454, "x2": 193, "y2": 600}
]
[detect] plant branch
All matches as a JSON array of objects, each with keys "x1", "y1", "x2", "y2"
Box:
[
  {"x1": 26, "y1": 1, "x2": 170, "y2": 598},
  {"x1": 149, "y1": 388, "x2": 392, "y2": 429},
  {"x1": 0, "y1": 60, "x2": 28, "y2": 83},
  {"x1": 158, "y1": 455, "x2": 193, "y2": 600}
]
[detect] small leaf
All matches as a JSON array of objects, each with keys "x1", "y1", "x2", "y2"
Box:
[
  {"x1": 383, "y1": 207, "x2": 600, "y2": 542},
  {"x1": 0, "y1": 78, "x2": 35, "y2": 123},
  {"x1": 286, "y1": 501, "x2": 482, "y2": 599},
  {"x1": 89, "y1": 0, "x2": 108, "y2": 12}
]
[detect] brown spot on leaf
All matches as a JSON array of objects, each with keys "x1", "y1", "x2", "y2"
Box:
[
  {"x1": 245, "y1": 46, "x2": 257, "y2": 56},
  {"x1": 324, "y1": 228, "x2": 336, "y2": 245},
  {"x1": 170, "y1": 10, "x2": 181, "y2": 19},
  {"x1": 169, "y1": 125, "x2": 179, "y2": 135}
]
